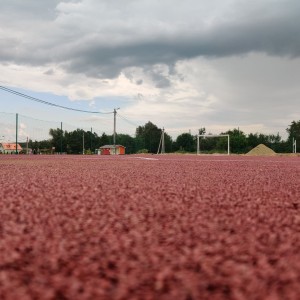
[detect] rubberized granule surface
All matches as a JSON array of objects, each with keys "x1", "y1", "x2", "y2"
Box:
[{"x1": 0, "y1": 155, "x2": 300, "y2": 300}]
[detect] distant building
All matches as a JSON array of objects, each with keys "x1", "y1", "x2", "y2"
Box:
[
  {"x1": 0, "y1": 143, "x2": 22, "y2": 154},
  {"x1": 97, "y1": 145, "x2": 126, "y2": 155}
]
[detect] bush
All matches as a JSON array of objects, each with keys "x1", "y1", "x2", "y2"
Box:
[
  {"x1": 85, "y1": 149, "x2": 93, "y2": 155},
  {"x1": 136, "y1": 149, "x2": 148, "y2": 154}
]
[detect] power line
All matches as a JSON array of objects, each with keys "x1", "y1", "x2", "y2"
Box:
[
  {"x1": 117, "y1": 113, "x2": 139, "y2": 127},
  {"x1": 0, "y1": 85, "x2": 113, "y2": 114}
]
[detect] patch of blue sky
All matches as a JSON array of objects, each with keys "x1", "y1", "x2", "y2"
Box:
[{"x1": 0, "y1": 86, "x2": 138, "y2": 140}]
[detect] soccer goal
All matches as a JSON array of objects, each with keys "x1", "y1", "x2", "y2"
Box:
[{"x1": 197, "y1": 134, "x2": 230, "y2": 155}]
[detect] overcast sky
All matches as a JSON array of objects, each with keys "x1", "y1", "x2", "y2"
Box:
[{"x1": 1, "y1": 0, "x2": 300, "y2": 141}]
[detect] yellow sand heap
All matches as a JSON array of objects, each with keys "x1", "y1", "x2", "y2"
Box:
[{"x1": 246, "y1": 144, "x2": 276, "y2": 156}]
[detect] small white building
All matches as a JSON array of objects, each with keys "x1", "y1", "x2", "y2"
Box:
[{"x1": 0, "y1": 143, "x2": 22, "y2": 154}]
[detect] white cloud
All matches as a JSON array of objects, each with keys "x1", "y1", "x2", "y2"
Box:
[{"x1": 1, "y1": 0, "x2": 300, "y2": 139}]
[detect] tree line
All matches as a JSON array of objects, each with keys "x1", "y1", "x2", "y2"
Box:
[{"x1": 22, "y1": 120, "x2": 300, "y2": 154}]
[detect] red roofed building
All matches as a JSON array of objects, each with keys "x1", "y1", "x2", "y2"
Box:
[{"x1": 0, "y1": 143, "x2": 22, "y2": 154}]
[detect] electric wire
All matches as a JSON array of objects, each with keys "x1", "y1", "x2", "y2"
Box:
[
  {"x1": 0, "y1": 85, "x2": 113, "y2": 114},
  {"x1": 117, "y1": 113, "x2": 140, "y2": 127}
]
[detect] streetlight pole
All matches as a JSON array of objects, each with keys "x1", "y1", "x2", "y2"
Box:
[{"x1": 113, "y1": 108, "x2": 120, "y2": 155}]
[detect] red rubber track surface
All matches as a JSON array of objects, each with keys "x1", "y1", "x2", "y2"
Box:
[{"x1": 0, "y1": 155, "x2": 300, "y2": 300}]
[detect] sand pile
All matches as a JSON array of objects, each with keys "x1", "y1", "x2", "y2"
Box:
[{"x1": 246, "y1": 144, "x2": 276, "y2": 156}]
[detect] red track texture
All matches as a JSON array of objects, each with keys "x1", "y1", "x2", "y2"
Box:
[{"x1": 1, "y1": 155, "x2": 300, "y2": 300}]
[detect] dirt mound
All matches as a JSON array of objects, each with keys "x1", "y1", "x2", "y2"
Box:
[{"x1": 246, "y1": 144, "x2": 276, "y2": 156}]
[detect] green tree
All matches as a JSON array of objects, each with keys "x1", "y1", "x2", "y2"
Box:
[
  {"x1": 198, "y1": 135, "x2": 219, "y2": 153},
  {"x1": 49, "y1": 128, "x2": 66, "y2": 153},
  {"x1": 220, "y1": 129, "x2": 247, "y2": 154},
  {"x1": 135, "y1": 121, "x2": 162, "y2": 153},
  {"x1": 247, "y1": 133, "x2": 260, "y2": 151},
  {"x1": 24, "y1": 139, "x2": 52, "y2": 153},
  {"x1": 38, "y1": 139, "x2": 52, "y2": 150},
  {"x1": 86, "y1": 130, "x2": 98, "y2": 153},
  {"x1": 115, "y1": 134, "x2": 136, "y2": 154},
  {"x1": 65, "y1": 129, "x2": 86, "y2": 154},
  {"x1": 50, "y1": 128, "x2": 102, "y2": 154},
  {"x1": 176, "y1": 133, "x2": 195, "y2": 152},
  {"x1": 98, "y1": 133, "x2": 110, "y2": 147},
  {"x1": 164, "y1": 132, "x2": 173, "y2": 153},
  {"x1": 266, "y1": 133, "x2": 283, "y2": 152},
  {"x1": 198, "y1": 127, "x2": 206, "y2": 135},
  {"x1": 286, "y1": 120, "x2": 300, "y2": 152}
]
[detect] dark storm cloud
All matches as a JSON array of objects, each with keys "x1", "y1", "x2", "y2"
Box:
[{"x1": 1, "y1": 0, "x2": 300, "y2": 80}]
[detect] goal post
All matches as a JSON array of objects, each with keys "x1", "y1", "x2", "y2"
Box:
[{"x1": 197, "y1": 134, "x2": 230, "y2": 155}]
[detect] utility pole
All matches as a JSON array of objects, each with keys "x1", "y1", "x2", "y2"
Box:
[
  {"x1": 0, "y1": 136, "x2": 4, "y2": 152},
  {"x1": 162, "y1": 127, "x2": 165, "y2": 154},
  {"x1": 16, "y1": 113, "x2": 18, "y2": 154},
  {"x1": 83, "y1": 132, "x2": 85, "y2": 155},
  {"x1": 60, "y1": 122, "x2": 63, "y2": 154},
  {"x1": 26, "y1": 137, "x2": 29, "y2": 155},
  {"x1": 90, "y1": 127, "x2": 93, "y2": 153},
  {"x1": 113, "y1": 108, "x2": 120, "y2": 155},
  {"x1": 157, "y1": 128, "x2": 165, "y2": 154},
  {"x1": 293, "y1": 138, "x2": 297, "y2": 153}
]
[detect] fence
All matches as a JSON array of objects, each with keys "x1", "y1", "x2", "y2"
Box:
[{"x1": 0, "y1": 111, "x2": 136, "y2": 154}]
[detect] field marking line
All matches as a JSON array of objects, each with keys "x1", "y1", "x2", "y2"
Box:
[{"x1": 131, "y1": 156, "x2": 159, "y2": 161}]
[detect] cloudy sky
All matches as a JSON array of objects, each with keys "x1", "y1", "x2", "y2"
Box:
[{"x1": 1, "y1": 0, "x2": 300, "y2": 141}]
